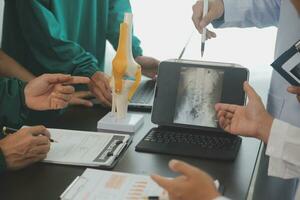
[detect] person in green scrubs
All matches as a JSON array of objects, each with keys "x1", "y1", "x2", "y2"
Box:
[
  {"x1": 0, "y1": 51, "x2": 90, "y2": 172},
  {"x1": 2, "y1": 0, "x2": 160, "y2": 107}
]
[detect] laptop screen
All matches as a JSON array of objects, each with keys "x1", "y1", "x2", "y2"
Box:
[{"x1": 173, "y1": 67, "x2": 224, "y2": 128}]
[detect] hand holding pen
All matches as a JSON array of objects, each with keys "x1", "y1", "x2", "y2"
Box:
[
  {"x1": 3, "y1": 126, "x2": 57, "y2": 143},
  {"x1": 0, "y1": 126, "x2": 52, "y2": 170},
  {"x1": 192, "y1": 0, "x2": 225, "y2": 55}
]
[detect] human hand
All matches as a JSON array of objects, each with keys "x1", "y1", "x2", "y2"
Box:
[
  {"x1": 287, "y1": 86, "x2": 300, "y2": 103},
  {"x1": 192, "y1": 0, "x2": 224, "y2": 39},
  {"x1": 215, "y1": 82, "x2": 273, "y2": 143},
  {"x1": 69, "y1": 91, "x2": 94, "y2": 107},
  {"x1": 151, "y1": 160, "x2": 220, "y2": 200},
  {"x1": 135, "y1": 56, "x2": 159, "y2": 79},
  {"x1": 24, "y1": 74, "x2": 90, "y2": 110},
  {"x1": 0, "y1": 126, "x2": 50, "y2": 170},
  {"x1": 89, "y1": 71, "x2": 112, "y2": 107}
]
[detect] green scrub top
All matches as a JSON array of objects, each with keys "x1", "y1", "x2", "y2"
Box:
[
  {"x1": 0, "y1": 78, "x2": 29, "y2": 172},
  {"x1": 2, "y1": 0, "x2": 143, "y2": 78}
]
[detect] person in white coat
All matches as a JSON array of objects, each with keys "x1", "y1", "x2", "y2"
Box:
[
  {"x1": 151, "y1": 82, "x2": 300, "y2": 200},
  {"x1": 191, "y1": 0, "x2": 300, "y2": 199}
]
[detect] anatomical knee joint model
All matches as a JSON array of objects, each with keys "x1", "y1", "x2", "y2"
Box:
[{"x1": 111, "y1": 13, "x2": 141, "y2": 119}]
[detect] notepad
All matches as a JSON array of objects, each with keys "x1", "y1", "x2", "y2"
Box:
[
  {"x1": 43, "y1": 128, "x2": 131, "y2": 168},
  {"x1": 60, "y1": 168, "x2": 167, "y2": 200}
]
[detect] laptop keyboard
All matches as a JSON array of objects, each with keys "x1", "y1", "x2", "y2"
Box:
[
  {"x1": 143, "y1": 130, "x2": 240, "y2": 150},
  {"x1": 131, "y1": 80, "x2": 156, "y2": 104}
]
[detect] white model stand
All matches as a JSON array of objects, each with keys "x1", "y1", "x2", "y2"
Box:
[{"x1": 97, "y1": 112, "x2": 144, "y2": 133}]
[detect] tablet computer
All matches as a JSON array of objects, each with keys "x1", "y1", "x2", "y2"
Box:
[
  {"x1": 152, "y1": 59, "x2": 249, "y2": 130},
  {"x1": 136, "y1": 59, "x2": 249, "y2": 160}
]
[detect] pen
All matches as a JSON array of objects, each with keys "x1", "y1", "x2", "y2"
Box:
[
  {"x1": 178, "y1": 32, "x2": 194, "y2": 60},
  {"x1": 144, "y1": 196, "x2": 168, "y2": 200},
  {"x1": 2, "y1": 126, "x2": 57, "y2": 143},
  {"x1": 201, "y1": 0, "x2": 209, "y2": 57}
]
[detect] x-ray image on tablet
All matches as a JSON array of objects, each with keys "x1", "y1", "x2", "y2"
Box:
[{"x1": 173, "y1": 67, "x2": 224, "y2": 128}]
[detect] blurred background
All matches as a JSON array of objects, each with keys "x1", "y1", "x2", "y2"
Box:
[{"x1": 0, "y1": 0, "x2": 277, "y2": 103}]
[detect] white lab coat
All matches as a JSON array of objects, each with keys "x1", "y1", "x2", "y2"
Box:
[
  {"x1": 268, "y1": 0, "x2": 300, "y2": 126},
  {"x1": 212, "y1": 0, "x2": 300, "y2": 199}
]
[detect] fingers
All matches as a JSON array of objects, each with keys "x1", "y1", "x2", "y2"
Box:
[
  {"x1": 91, "y1": 85, "x2": 112, "y2": 106},
  {"x1": 151, "y1": 174, "x2": 174, "y2": 191},
  {"x1": 69, "y1": 91, "x2": 94, "y2": 107},
  {"x1": 168, "y1": 160, "x2": 199, "y2": 178},
  {"x1": 69, "y1": 96, "x2": 93, "y2": 107},
  {"x1": 287, "y1": 86, "x2": 300, "y2": 94},
  {"x1": 200, "y1": 9, "x2": 215, "y2": 30},
  {"x1": 24, "y1": 126, "x2": 48, "y2": 137},
  {"x1": 42, "y1": 74, "x2": 72, "y2": 84},
  {"x1": 215, "y1": 103, "x2": 238, "y2": 113},
  {"x1": 50, "y1": 98, "x2": 68, "y2": 109},
  {"x1": 192, "y1": 1, "x2": 203, "y2": 31},
  {"x1": 52, "y1": 92, "x2": 72, "y2": 102},
  {"x1": 90, "y1": 72, "x2": 112, "y2": 106},
  {"x1": 73, "y1": 91, "x2": 94, "y2": 98},
  {"x1": 64, "y1": 76, "x2": 91, "y2": 85},
  {"x1": 192, "y1": 0, "x2": 217, "y2": 37},
  {"x1": 28, "y1": 142, "x2": 50, "y2": 154},
  {"x1": 55, "y1": 85, "x2": 75, "y2": 94},
  {"x1": 42, "y1": 74, "x2": 90, "y2": 86},
  {"x1": 288, "y1": 86, "x2": 300, "y2": 103},
  {"x1": 243, "y1": 82, "x2": 260, "y2": 101}
]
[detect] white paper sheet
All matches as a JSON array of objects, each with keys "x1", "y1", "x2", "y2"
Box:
[
  {"x1": 43, "y1": 129, "x2": 130, "y2": 166},
  {"x1": 60, "y1": 168, "x2": 167, "y2": 200}
]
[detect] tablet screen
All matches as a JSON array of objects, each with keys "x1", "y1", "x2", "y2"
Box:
[
  {"x1": 152, "y1": 60, "x2": 248, "y2": 130},
  {"x1": 173, "y1": 67, "x2": 224, "y2": 128}
]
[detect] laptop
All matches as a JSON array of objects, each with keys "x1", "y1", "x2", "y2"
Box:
[
  {"x1": 135, "y1": 59, "x2": 249, "y2": 160},
  {"x1": 128, "y1": 78, "x2": 156, "y2": 110}
]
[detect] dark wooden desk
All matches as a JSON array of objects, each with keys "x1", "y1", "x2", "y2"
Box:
[{"x1": 0, "y1": 105, "x2": 261, "y2": 200}]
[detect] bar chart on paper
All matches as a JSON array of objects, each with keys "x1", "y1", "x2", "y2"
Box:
[{"x1": 60, "y1": 168, "x2": 167, "y2": 200}]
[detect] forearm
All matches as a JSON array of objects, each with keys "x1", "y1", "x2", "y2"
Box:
[
  {"x1": 0, "y1": 78, "x2": 29, "y2": 128},
  {"x1": 213, "y1": 0, "x2": 281, "y2": 28},
  {"x1": 0, "y1": 50, "x2": 35, "y2": 81}
]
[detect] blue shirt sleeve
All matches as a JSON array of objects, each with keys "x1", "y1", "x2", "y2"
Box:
[{"x1": 212, "y1": 0, "x2": 281, "y2": 28}]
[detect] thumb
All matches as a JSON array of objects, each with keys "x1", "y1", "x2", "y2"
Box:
[
  {"x1": 244, "y1": 82, "x2": 259, "y2": 101},
  {"x1": 169, "y1": 160, "x2": 198, "y2": 178}
]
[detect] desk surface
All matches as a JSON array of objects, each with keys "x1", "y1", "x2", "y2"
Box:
[{"x1": 0, "y1": 106, "x2": 261, "y2": 200}]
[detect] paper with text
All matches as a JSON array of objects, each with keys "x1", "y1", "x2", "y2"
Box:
[
  {"x1": 60, "y1": 168, "x2": 167, "y2": 200},
  {"x1": 44, "y1": 129, "x2": 130, "y2": 167}
]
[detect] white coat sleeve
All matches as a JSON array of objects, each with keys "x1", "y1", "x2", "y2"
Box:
[
  {"x1": 212, "y1": 0, "x2": 281, "y2": 28},
  {"x1": 266, "y1": 119, "x2": 300, "y2": 179}
]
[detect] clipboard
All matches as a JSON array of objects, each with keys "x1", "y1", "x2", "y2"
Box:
[
  {"x1": 271, "y1": 40, "x2": 300, "y2": 86},
  {"x1": 42, "y1": 128, "x2": 132, "y2": 169}
]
